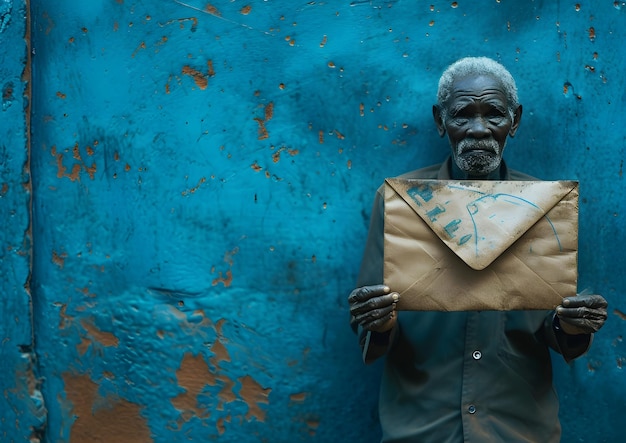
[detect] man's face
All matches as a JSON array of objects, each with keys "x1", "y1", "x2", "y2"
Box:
[{"x1": 436, "y1": 75, "x2": 521, "y2": 178}]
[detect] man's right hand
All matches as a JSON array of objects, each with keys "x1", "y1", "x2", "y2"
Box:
[{"x1": 348, "y1": 284, "x2": 400, "y2": 333}]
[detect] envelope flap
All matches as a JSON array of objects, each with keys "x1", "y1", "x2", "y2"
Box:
[{"x1": 384, "y1": 179, "x2": 578, "y2": 270}]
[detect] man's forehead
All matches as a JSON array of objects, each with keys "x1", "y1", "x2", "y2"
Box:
[{"x1": 446, "y1": 75, "x2": 508, "y2": 105}]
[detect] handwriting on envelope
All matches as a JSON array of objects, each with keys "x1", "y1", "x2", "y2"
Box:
[{"x1": 383, "y1": 179, "x2": 579, "y2": 311}]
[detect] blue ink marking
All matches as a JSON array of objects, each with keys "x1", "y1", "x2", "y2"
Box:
[
  {"x1": 459, "y1": 234, "x2": 472, "y2": 245},
  {"x1": 426, "y1": 204, "x2": 445, "y2": 222},
  {"x1": 407, "y1": 183, "x2": 434, "y2": 205},
  {"x1": 464, "y1": 193, "x2": 563, "y2": 256},
  {"x1": 543, "y1": 215, "x2": 563, "y2": 251},
  {"x1": 444, "y1": 219, "x2": 462, "y2": 238}
]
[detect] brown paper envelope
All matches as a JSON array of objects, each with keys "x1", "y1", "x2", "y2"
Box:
[{"x1": 383, "y1": 179, "x2": 579, "y2": 311}]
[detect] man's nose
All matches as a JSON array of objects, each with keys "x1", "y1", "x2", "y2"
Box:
[{"x1": 466, "y1": 117, "x2": 491, "y2": 138}]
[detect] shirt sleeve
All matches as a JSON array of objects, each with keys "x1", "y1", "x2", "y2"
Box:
[
  {"x1": 542, "y1": 312, "x2": 592, "y2": 362},
  {"x1": 352, "y1": 187, "x2": 397, "y2": 363}
]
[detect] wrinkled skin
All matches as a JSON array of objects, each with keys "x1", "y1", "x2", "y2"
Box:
[
  {"x1": 556, "y1": 294, "x2": 608, "y2": 335},
  {"x1": 349, "y1": 285, "x2": 399, "y2": 333},
  {"x1": 433, "y1": 74, "x2": 521, "y2": 180}
]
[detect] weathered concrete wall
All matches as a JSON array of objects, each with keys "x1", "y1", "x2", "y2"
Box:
[
  {"x1": 0, "y1": 0, "x2": 46, "y2": 441},
  {"x1": 1, "y1": 0, "x2": 623, "y2": 442}
]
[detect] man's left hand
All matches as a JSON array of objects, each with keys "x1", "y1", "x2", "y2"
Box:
[{"x1": 556, "y1": 294, "x2": 608, "y2": 335}]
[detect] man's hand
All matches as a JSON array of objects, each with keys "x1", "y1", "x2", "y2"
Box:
[
  {"x1": 349, "y1": 284, "x2": 400, "y2": 333},
  {"x1": 556, "y1": 293, "x2": 608, "y2": 335}
]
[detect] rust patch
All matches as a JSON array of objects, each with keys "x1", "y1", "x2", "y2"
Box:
[
  {"x1": 212, "y1": 247, "x2": 239, "y2": 287},
  {"x1": 212, "y1": 269, "x2": 232, "y2": 287},
  {"x1": 614, "y1": 308, "x2": 626, "y2": 320},
  {"x1": 238, "y1": 375, "x2": 270, "y2": 422},
  {"x1": 254, "y1": 102, "x2": 274, "y2": 140},
  {"x1": 240, "y1": 5, "x2": 252, "y2": 15},
  {"x1": 131, "y1": 41, "x2": 147, "y2": 58},
  {"x1": 271, "y1": 145, "x2": 299, "y2": 163},
  {"x1": 62, "y1": 373, "x2": 152, "y2": 443},
  {"x1": 210, "y1": 338, "x2": 231, "y2": 367},
  {"x1": 80, "y1": 318, "x2": 120, "y2": 348},
  {"x1": 205, "y1": 3, "x2": 221, "y2": 16},
  {"x1": 172, "y1": 353, "x2": 215, "y2": 420},
  {"x1": 158, "y1": 17, "x2": 198, "y2": 31},
  {"x1": 51, "y1": 143, "x2": 97, "y2": 181},
  {"x1": 52, "y1": 250, "x2": 67, "y2": 268},
  {"x1": 59, "y1": 304, "x2": 73, "y2": 330},
  {"x1": 181, "y1": 177, "x2": 206, "y2": 196},
  {"x1": 216, "y1": 373, "x2": 236, "y2": 405},
  {"x1": 588, "y1": 26, "x2": 596, "y2": 42},
  {"x1": 289, "y1": 392, "x2": 308, "y2": 402},
  {"x1": 182, "y1": 65, "x2": 208, "y2": 89},
  {"x1": 77, "y1": 286, "x2": 97, "y2": 298},
  {"x1": 209, "y1": 319, "x2": 231, "y2": 367}
]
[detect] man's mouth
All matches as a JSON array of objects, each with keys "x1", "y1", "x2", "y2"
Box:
[{"x1": 458, "y1": 139, "x2": 499, "y2": 155}]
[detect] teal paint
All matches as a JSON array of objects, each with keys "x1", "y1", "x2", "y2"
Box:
[
  {"x1": 0, "y1": 1, "x2": 46, "y2": 441},
  {"x1": 0, "y1": 0, "x2": 621, "y2": 442}
]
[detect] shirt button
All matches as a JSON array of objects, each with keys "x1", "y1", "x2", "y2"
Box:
[
  {"x1": 468, "y1": 405, "x2": 477, "y2": 414},
  {"x1": 472, "y1": 350, "x2": 482, "y2": 360}
]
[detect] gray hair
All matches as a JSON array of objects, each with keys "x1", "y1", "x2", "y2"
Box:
[{"x1": 437, "y1": 57, "x2": 519, "y2": 118}]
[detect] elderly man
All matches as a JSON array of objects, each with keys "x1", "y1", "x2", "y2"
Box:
[{"x1": 349, "y1": 57, "x2": 608, "y2": 442}]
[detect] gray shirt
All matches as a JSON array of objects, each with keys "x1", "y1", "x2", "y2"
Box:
[{"x1": 356, "y1": 158, "x2": 591, "y2": 442}]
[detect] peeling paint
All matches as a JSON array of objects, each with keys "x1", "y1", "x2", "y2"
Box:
[
  {"x1": 238, "y1": 375, "x2": 270, "y2": 422},
  {"x1": 62, "y1": 373, "x2": 152, "y2": 443},
  {"x1": 18, "y1": 1, "x2": 626, "y2": 442}
]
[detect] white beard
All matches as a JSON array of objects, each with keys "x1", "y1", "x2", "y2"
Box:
[{"x1": 453, "y1": 138, "x2": 503, "y2": 176}]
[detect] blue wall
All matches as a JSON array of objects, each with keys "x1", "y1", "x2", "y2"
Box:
[
  {"x1": 0, "y1": 0, "x2": 624, "y2": 441},
  {"x1": 0, "y1": 0, "x2": 46, "y2": 441}
]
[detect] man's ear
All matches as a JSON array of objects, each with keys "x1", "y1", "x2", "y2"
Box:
[
  {"x1": 508, "y1": 105, "x2": 522, "y2": 137},
  {"x1": 433, "y1": 105, "x2": 446, "y2": 137}
]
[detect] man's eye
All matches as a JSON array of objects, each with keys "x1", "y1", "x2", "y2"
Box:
[
  {"x1": 486, "y1": 113, "x2": 506, "y2": 123},
  {"x1": 450, "y1": 114, "x2": 468, "y2": 124}
]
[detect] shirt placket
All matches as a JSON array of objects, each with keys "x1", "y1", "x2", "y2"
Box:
[{"x1": 460, "y1": 311, "x2": 501, "y2": 441}]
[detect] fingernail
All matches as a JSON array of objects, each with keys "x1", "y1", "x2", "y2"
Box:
[{"x1": 391, "y1": 293, "x2": 399, "y2": 302}]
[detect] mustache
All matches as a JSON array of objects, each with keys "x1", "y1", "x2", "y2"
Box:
[{"x1": 457, "y1": 138, "x2": 500, "y2": 154}]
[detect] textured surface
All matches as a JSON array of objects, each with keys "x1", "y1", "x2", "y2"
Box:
[
  {"x1": 0, "y1": 1, "x2": 46, "y2": 441},
  {"x1": 1, "y1": 0, "x2": 624, "y2": 441}
]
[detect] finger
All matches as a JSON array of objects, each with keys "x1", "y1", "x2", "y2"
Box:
[
  {"x1": 556, "y1": 306, "x2": 607, "y2": 321},
  {"x1": 362, "y1": 310, "x2": 396, "y2": 332},
  {"x1": 558, "y1": 315, "x2": 606, "y2": 334},
  {"x1": 354, "y1": 303, "x2": 395, "y2": 326},
  {"x1": 351, "y1": 294, "x2": 398, "y2": 318},
  {"x1": 562, "y1": 294, "x2": 608, "y2": 309},
  {"x1": 348, "y1": 284, "x2": 390, "y2": 304}
]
